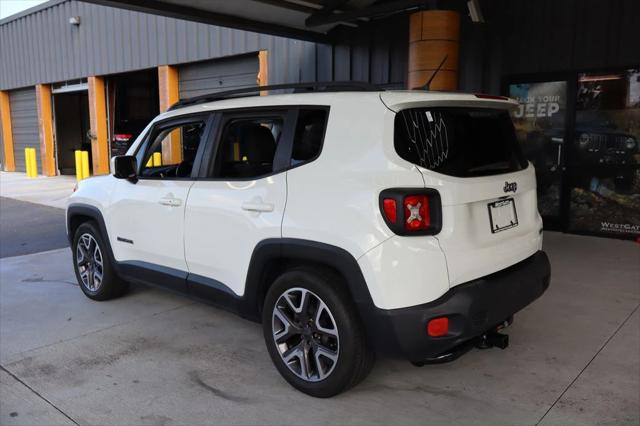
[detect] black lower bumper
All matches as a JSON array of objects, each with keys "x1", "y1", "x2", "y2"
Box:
[{"x1": 366, "y1": 251, "x2": 551, "y2": 362}]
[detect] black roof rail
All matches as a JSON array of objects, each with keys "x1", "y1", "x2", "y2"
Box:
[{"x1": 167, "y1": 81, "x2": 380, "y2": 111}]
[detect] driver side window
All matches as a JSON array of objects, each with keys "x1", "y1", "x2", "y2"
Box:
[{"x1": 139, "y1": 120, "x2": 206, "y2": 179}]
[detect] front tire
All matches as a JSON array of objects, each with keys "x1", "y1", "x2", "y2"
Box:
[
  {"x1": 262, "y1": 267, "x2": 374, "y2": 397},
  {"x1": 72, "y1": 221, "x2": 126, "y2": 301}
]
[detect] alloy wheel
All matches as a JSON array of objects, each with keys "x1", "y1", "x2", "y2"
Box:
[
  {"x1": 76, "y1": 233, "x2": 104, "y2": 292},
  {"x1": 271, "y1": 287, "x2": 340, "y2": 382}
]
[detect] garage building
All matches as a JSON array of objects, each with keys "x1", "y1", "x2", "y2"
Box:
[{"x1": 0, "y1": 0, "x2": 638, "y2": 240}]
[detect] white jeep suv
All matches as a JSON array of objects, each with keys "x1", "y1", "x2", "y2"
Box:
[{"x1": 67, "y1": 84, "x2": 551, "y2": 397}]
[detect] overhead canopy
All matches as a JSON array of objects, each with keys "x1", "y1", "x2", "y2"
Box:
[{"x1": 85, "y1": 0, "x2": 438, "y2": 42}]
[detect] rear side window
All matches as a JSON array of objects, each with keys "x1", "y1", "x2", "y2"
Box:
[
  {"x1": 291, "y1": 109, "x2": 328, "y2": 166},
  {"x1": 394, "y1": 108, "x2": 527, "y2": 177},
  {"x1": 213, "y1": 117, "x2": 283, "y2": 179}
]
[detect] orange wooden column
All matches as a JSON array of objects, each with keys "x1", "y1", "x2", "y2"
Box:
[
  {"x1": 408, "y1": 10, "x2": 460, "y2": 90},
  {"x1": 88, "y1": 76, "x2": 110, "y2": 175},
  {"x1": 158, "y1": 65, "x2": 181, "y2": 164},
  {"x1": 35, "y1": 84, "x2": 56, "y2": 176},
  {"x1": 258, "y1": 50, "x2": 269, "y2": 95},
  {"x1": 0, "y1": 91, "x2": 16, "y2": 171}
]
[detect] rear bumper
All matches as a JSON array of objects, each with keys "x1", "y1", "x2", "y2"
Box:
[{"x1": 365, "y1": 251, "x2": 551, "y2": 362}]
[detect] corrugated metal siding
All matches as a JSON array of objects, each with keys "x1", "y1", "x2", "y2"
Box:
[
  {"x1": 0, "y1": 0, "x2": 406, "y2": 91},
  {"x1": 3, "y1": 0, "x2": 635, "y2": 98},
  {"x1": 9, "y1": 88, "x2": 40, "y2": 173},
  {"x1": 0, "y1": 0, "x2": 318, "y2": 91},
  {"x1": 178, "y1": 54, "x2": 259, "y2": 99}
]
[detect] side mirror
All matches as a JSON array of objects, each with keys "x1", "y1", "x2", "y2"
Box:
[{"x1": 113, "y1": 155, "x2": 138, "y2": 183}]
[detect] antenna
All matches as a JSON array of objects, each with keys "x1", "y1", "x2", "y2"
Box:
[{"x1": 417, "y1": 55, "x2": 448, "y2": 91}]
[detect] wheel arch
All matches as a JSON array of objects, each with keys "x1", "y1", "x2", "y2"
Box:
[
  {"x1": 67, "y1": 204, "x2": 114, "y2": 257},
  {"x1": 243, "y1": 239, "x2": 376, "y2": 326}
]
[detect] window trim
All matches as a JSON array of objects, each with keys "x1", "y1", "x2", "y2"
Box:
[
  {"x1": 198, "y1": 107, "x2": 297, "y2": 181},
  {"x1": 134, "y1": 112, "x2": 215, "y2": 181},
  {"x1": 195, "y1": 105, "x2": 330, "y2": 181},
  {"x1": 286, "y1": 106, "x2": 330, "y2": 172}
]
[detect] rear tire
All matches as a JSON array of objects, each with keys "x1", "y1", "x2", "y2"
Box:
[
  {"x1": 262, "y1": 267, "x2": 374, "y2": 397},
  {"x1": 72, "y1": 221, "x2": 127, "y2": 301}
]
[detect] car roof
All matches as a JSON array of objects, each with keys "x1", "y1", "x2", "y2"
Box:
[{"x1": 158, "y1": 90, "x2": 518, "y2": 120}]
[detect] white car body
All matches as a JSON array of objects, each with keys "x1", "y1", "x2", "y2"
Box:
[{"x1": 70, "y1": 91, "x2": 542, "y2": 309}]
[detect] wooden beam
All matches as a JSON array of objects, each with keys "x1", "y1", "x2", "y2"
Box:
[
  {"x1": 158, "y1": 65, "x2": 182, "y2": 164},
  {"x1": 0, "y1": 91, "x2": 16, "y2": 172},
  {"x1": 88, "y1": 76, "x2": 110, "y2": 175},
  {"x1": 408, "y1": 10, "x2": 460, "y2": 90},
  {"x1": 258, "y1": 50, "x2": 269, "y2": 96},
  {"x1": 159, "y1": 65, "x2": 179, "y2": 112},
  {"x1": 35, "y1": 84, "x2": 56, "y2": 176}
]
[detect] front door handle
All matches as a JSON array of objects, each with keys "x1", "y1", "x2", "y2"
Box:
[
  {"x1": 241, "y1": 198, "x2": 274, "y2": 213},
  {"x1": 159, "y1": 197, "x2": 182, "y2": 207}
]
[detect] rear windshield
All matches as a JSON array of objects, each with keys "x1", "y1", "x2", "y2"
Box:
[{"x1": 394, "y1": 107, "x2": 527, "y2": 177}]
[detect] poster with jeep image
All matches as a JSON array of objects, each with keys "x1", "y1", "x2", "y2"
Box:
[
  {"x1": 509, "y1": 81, "x2": 567, "y2": 218},
  {"x1": 571, "y1": 68, "x2": 640, "y2": 239}
]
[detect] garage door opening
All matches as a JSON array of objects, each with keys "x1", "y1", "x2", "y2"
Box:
[
  {"x1": 107, "y1": 69, "x2": 159, "y2": 157},
  {"x1": 53, "y1": 90, "x2": 90, "y2": 175}
]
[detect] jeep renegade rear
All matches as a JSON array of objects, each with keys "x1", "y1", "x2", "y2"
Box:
[{"x1": 67, "y1": 86, "x2": 550, "y2": 397}]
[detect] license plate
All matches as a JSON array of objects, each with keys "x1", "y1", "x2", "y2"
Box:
[{"x1": 488, "y1": 198, "x2": 518, "y2": 233}]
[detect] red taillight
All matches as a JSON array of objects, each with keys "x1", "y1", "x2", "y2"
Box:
[
  {"x1": 403, "y1": 195, "x2": 430, "y2": 231},
  {"x1": 382, "y1": 198, "x2": 397, "y2": 223},
  {"x1": 379, "y1": 189, "x2": 440, "y2": 236},
  {"x1": 427, "y1": 317, "x2": 449, "y2": 337}
]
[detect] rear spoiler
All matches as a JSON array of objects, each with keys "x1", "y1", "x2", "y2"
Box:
[{"x1": 380, "y1": 91, "x2": 518, "y2": 113}]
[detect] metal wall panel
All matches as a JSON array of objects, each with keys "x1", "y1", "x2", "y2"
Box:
[
  {"x1": 0, "y1": 0, "x2": 407, "y2": 92},
  {"x1": 178, "y1": 54, "x2": 259, "y2": 99},
  {"x1": 466, "y1": 0, "x2": 640, "y2": 93},
  {"x1": 9, "y1": 88, "x2": 39, "y2": 173},
  {"x1": 0, "y1": 0, "x2": 317, "y2": 91},
  {"x1": 3, "y1": 0, "x2": 636, "y2": 98}
]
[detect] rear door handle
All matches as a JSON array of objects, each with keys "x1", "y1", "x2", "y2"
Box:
[
  {"x1": 241, "y1": 199, "x2": 274, "y2": 213},
  {"x1": 159, "y1": 197, "x2": 182, "y2": 207}
]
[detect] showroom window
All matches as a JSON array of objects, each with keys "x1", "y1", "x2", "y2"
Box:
[
  {"x1": 508, "y1": 80, "x2": 568, "y2": 221},
  {"x1": 507, "y1": 68, "x2": 640, "y2": 239},
  {"x1": 569, "y1": 69, "x2": 640, "y2": 237}
]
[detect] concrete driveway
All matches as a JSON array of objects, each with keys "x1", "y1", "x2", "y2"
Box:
[
  {"x1": 1, "y1": 231, "x2": 638, "y2": 425},
  {"x1": 0, "y1": 197, "x2": 69, "y2": 258}
]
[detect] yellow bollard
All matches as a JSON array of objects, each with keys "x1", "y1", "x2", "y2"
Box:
[
  {"x1": 146, "y1": 157, "x2": 153, "y2": 168},
  {"x1": 152, "y1": 152, "x2": 162, "y2": 167},
  {"x1": 24, "y1": 148, "x2": 32, "y2": 177},
  {"x1": 25, "y1": 148, "x2": 37, "y2": 177},
  {"x1": 81, "y1": 150, "x2": 90, "y2": 180},
  {"x1": 30, "y1": 148, "x2": 38, "y2": 177},
  {"x1": 74, "y1": 150, "x2": 83, "y2": 181}
]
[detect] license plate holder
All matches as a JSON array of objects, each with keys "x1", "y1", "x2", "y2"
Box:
[{"x1": 488, "y1": 198, "x2": 518, "y2": 233}]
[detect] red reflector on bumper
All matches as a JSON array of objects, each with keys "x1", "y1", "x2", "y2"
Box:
[{"x1": 427, "y1": 317, "x2": 449, "y2": 337}]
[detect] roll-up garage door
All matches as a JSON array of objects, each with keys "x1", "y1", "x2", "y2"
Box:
[
  {"x1": 178, "y1": 54, "x2": 259, "y2": 99},
  {"x1": 10, "y1": 87, "x2": 40, "y2": 173}
]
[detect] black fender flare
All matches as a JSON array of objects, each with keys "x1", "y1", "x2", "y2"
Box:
[
  {"x1": 66, "y1": 203, "x2": 114, "y2": 256},
  {"x1": 242, "y1": 238, "x2": 378, "y2": 330}
]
